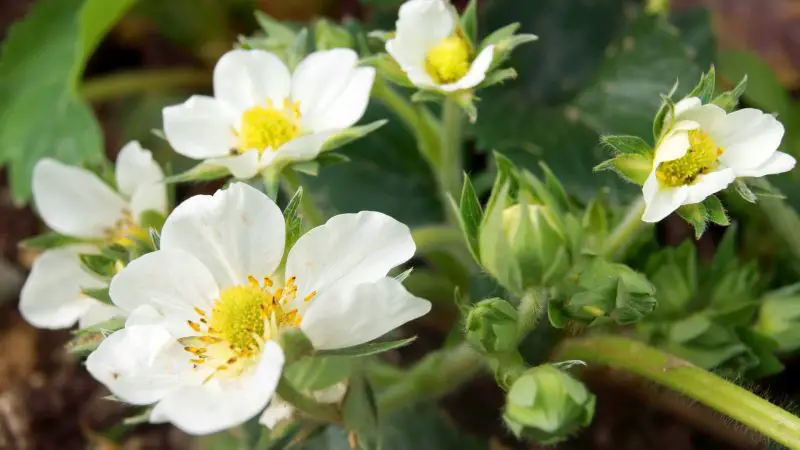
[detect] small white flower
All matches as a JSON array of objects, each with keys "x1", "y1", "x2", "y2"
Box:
[
  {"x1": 642, "y1": 97, "x2": 795, "y2": 222},
  {"x1": 86, "y1": 183, "x2": 430, "y2": 435},
  {"x1": 386, "y1": 0, "x2": 494, "y2": 92},
  {"x1": 162, "y1": 48, "x2": 375, "y2": 180},
  {"x1": 20, "y1": 142, "x2": 167, "y2": 329}
]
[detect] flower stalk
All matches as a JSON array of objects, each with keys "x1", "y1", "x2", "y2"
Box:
[
  {"x1": 601, "y1": 197, "x2": 648, "y2": 260},
  {"x1": 276, "y1": 377, "x2": 342, "y2": 424},
  {"x1": 440, "y1": 98, "x2": 464, "y2": 206},
  {"x1": 557, "y1": 336, "x2": 800, "y2": 449}
]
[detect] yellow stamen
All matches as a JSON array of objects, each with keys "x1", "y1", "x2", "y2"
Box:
[
  {"x1": 233, "y1": 99, "x2": 301, "y2": 154},
  {"x1": 656, "y1": 130, "x2": 724, "y2": 187},
  {"x1": 425, "y1": 33, "x2": 472, "y2": 85}
]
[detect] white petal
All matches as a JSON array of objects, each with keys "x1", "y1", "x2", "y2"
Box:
[
  {"x1": 212, "y1": 151, "x2": 260, "y2": 180},
  {"x1": 314, "y1": 382, "x2": 347, "y2": 403},
  {"x1": 32, "y1": 159, "x2": 126, "y2": 239},
  {"x1": 109, "y1": 249, "x2": 219, "y2": 337},
  {"x1": 285, "y1": 211, "x2": 415, "y2": 309},
  {"x1": 214, "y1": 49, "x2": 291, "y2": 112},
  {"x1": 675, "y1": 104, "x2": 726, "y2": 137},
  {"x1": 304, "y1": 67, "x2": 376, "y2": 131},
  {"x1": 125, "y1": 305, "x2": 165, "y2": 327},
  {"x1": 149, "y1": 341, "x2": 284, "y2": 435},
  {"x1": 440, "y1": 45, "x2": 495, "y2": 92},
  {"x1": 259, "y1": 395, "x2": 294, "y2": 429},
  {"x1": 292, "y1": 49, "x2": 359, "y2": 128},
  {"x1": 685, "y1": 168, "x2": 736, "y2": 204},
  {"x1": 301, "y1": 277, "x2": 431, "y2": 350},
  {"x1": 79, "y1": 302, "x2": 125, "y2": 329},
  {"x1": 19, "y1": 246, "x2": 102, "y2": 329},
  {"x1": 160, "y1": 182, "x2": 286, "y2": 289},
  {"x1": 673, "y1": 97, "x2": 702, "y2": 117},
  {"x1": 163, "y1": 96, "x2": 237, "y2": 160},
  {"x1": 718, "y1": 109, "x2": 785, "y2": 169},
  {"x1": 264, "y1": 131, "x2": 337, "y2": 168},
  {"x1": 641, "y1": 173, "x2": 688, "y2": 223},
  {"x1": 736, "y1": 151, "x2": 796, "y2": 178},
  {"x1": 387, "y1": 0, "x2": 457, "y2": 74},
  {"x1": 115, "y1": 141, "x2": 168, "y2": 217},
  {"x1": 653, "y1": 129, "x2": 692, "y2": 165},
  {"x1": 86, "y1": 325, "x2": 191, "y2": 405}
]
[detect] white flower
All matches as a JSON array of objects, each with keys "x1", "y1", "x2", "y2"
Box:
[
  {"x1": 85, "y1": 183, "x2": 431, "y2": 435},
  {"x1": 386, "y1": 0, "x2": 495, "y2": 92},
  {"x1": 642, "y1": 97, "x2": 795, "y2": 222},
  {"x1": 162, "y1": 48, "x2": 375, "y2": 180},
  {"x1": 20, "y1": 142, "x2": 167, "y2": 329}
]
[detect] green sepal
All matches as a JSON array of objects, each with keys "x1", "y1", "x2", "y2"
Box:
[
  {"x1": 322, "y1": 120, "x2": 387, "y2": 153},
  {"x1": 600, "y1": 135, "x2": 652, "y2": 155},
  {"x1": 79, "y1": 253, "x2": 119, "y2": 278},
  {"x1": 459, "y1": 0, "x2": 478, "y2": 45},
  {"x1": 410, "y1": 90, "x2": 441, "y2": 104},
  {"x1": 365, "y1": 53, "x2": 414, "y2": 88},
  {"x1": 676, "y1": 203, "x2": 708, "y2": 239},
  {"x1": 687, "y1": 65, "x2": 716, "y2": 104},
  {"x1": 712, "y1": 75, "x2": 747, "y2": 112},
  {"x1": 315, "y1": 337, "x2": 417, "y2": 358},
  {"x1": 734, "y1": 179, "x2": 757, "y2": 203},
  {"x1": 703, "y1": 196, "x2": 729, "y2": 226},
  {"x1": 593, "y1": 153, "x2": 652, "y2": 186},
  {"x1": 478, "y1": 68, "x2": 518, "y2": 89},
  {"x1": 81, "y1": 287, "x2": 112, "y2": 305},
  {"x1": 163, "y1": 163, "x2": 229, "y2": 184},
  {"x1": 19, "y1": 232, "x2": 84, "y2": 251},
  {"x1": 283, "y1": 186, "x2": 303, "y2": 251},
  {"x1": 285, "y1": 355, "x2": 353, "y2": 392},
  {"x1": 652, "y1": 80, "x2": 679, "y2": 141}
]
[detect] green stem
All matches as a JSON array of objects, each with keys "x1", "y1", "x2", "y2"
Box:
[
  {"x1": 558, "y1": 336, "x2": 800, "y2": 449},
  {"x1": 516, "y1": 289, "x2": 547, "y2": 340},
  {"x1": 377, "y1": 342, "x2": 483, "y2": 413},
  {"x1": 439, "y1": 99, "x2": 464, "y2": 218},
  {"x1": 81, "y1": 68, "x2": 210, "y2": 103},
  {"x1": 281, "y1": 169, "x2": 325, "y2": 227},
  {"x1": 601, "y1": 197, "x2": 648, "y2": 260},
  {"x1": 372, "y1": 78, "x2": 425, "y2": 143},
  {"x1": 276, "y1": 377, "x2": 341, "y2": 424}
]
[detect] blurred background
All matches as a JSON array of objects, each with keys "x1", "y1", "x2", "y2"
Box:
[{"x1": 0, "y1": 0, "x2": 799, "y2": 448}]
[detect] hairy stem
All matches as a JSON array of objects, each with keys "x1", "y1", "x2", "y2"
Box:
[
  {"x1": 601, "y1": 197, "x2": 648, "y2": 260},
  {"x1": 558, "y1": 336, "x2": 800, "y2": 449}
]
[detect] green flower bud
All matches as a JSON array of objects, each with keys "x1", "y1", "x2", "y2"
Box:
[
  {"x1": 501, "y1": 203, "x2": 571, "y2": 287},
  {"x1": 503, "y1": 365, "x2": 595, "y2": 444},
  {"x1": 314, "y1": 19, "x2": 354, "y2": 50},
  {"x1": 465, "y1": 298, "x2": 519, "y2": 354}
]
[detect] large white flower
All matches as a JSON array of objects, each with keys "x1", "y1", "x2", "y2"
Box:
[
  {"x1": 386, "y1": 0, "x2": 495, "y2": 92},
  {"x1": 163, "y1": 48, "x2": 375, "y2": 180},
  {"x1": 642, "y1": 97, "x2": 796, "y2": 222},
  {"x1": 86, "y1": 183, "x2": 431, "y2": 435},
  {"x1": 20, "y1": 141, "x2": 167, "y2": 329}
]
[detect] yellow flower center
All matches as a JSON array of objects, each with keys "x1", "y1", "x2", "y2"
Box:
[
  {"x1": 105, "y1": 210, "x2": 148, "y2": 247},
  {"x1": 425, "y1": 34, "x2": 472, "y2": 85},
  {"x1": 233, "y1": 99, "x2": 301, "y2": 154},
  {"x1": 181, "y1": 275, "x2": 316, "y2": 380},
  {"x1": 656, "y1": 130, "x2": 724, "y2": 187}
]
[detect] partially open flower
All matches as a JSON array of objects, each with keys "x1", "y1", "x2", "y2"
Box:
[
  {"x1": 86, "y1": 183, "x2": 430, "y2": 435},
  {"x1": 163, "y1": 48, "x2": 375, "y2": 179},
  {"x1": 642, "y1": 97, "x2": 795, "y2": 222},
  {"x1": 386, "y1": 0, "x2": 494, "y2": 92},
  {"x1": 19, "y1": 142, "x2": 166, "y2": 329}
]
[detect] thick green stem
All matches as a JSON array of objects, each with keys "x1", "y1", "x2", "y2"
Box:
[
  {"x1": 516, "y1": 289, "x2": 546, "y2": 340},
  {"x1": 82, "y1": 68, "x2": 210, "y2": 103},
  {"x1": 377, "y1": 342, "x2": 483, "y2": 413},
  {"x1": 601, "y1": 197, "x2": 648, "y2": 260},
  {"x1": 276, "y1": 377, "x2": 341, "y2": 424},
  {"x1": 558, "y1": 336, "x2": 800, "y2": 449},
  {"x1": 281, "y1": 169, "x2": 325, "y2": 227},
  {"x1": 439, "y1": 99, "x2": 464, "y2": 217}
]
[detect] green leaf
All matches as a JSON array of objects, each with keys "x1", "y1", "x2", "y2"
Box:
[
  {"x1": 456, "y1": 174, "x2": 483, "y2": 261},
  {"x1": 284, "y1": 186, "x2": 303, "y2": 250},
  {"x1": 0, "y1": 0, "x2": 138, "y2": 203},
  {"x1": 315, "y1": 337, "x2": 417, "y2": 358},
  {"x1": 600, "y1": 135, "x2": 652, "y2": 155},
  {"x1": 460, "y1": 0, "x2": 479, "y2": 44},
  {"x1": 79, "y1": 253, "x2": 118, "y2": 278},
  {"x1": 19, "y1": 232, "x2": 84, "y2": 251}
]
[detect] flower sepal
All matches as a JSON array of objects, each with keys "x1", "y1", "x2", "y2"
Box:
[
  {"x1": 503, "y1": 365, "x2": 596, "y2": 445},
  {"x1": 465, "y1": 298, "x2": 519, "y2": 355},
  {"x1": 480, "y1": 23, "x2": 538, "y2": 73}
]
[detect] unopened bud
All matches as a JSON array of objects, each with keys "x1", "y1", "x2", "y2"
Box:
[
  {"x1": 504, "y1": 365, "x2": 595, "y2": 444},
  {"x1": 501, "y1": 203, "x2": 570, "y2": 287},
  {"x1": 465, "y1": 298, "x2": 519, "y2": 354}
]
